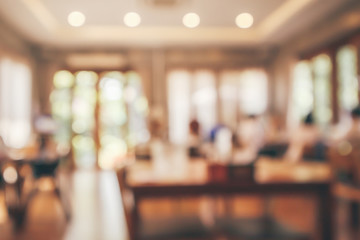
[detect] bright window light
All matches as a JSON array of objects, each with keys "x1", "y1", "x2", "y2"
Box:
[
  {"x1": 0, "y1": 58, "x2": 32, "y2": 149},
  {"x1": 235, "y1": 13, "x2": 254, "y2": 29},
  {"x1": 124, "y1": 12, "x2": 141, "y2": 27},
  {"x1": 68, "y1": 11, "x2": 86, "y2": 27},
  {"x1": 168, "y1": 70, "x2": 217, "y2": 143},
  {"x1": 183, "y1": 13, "x2": 200, "y2": 28},
  {"x1": 290, "y1": 61, "x2": 314, "y2": 124},
  {"x1": 167, "y1": 70, "x2": 191, "y2": 145},
  {"x1": 238, "y1": 70, "x2": 267, "y2": 115}
]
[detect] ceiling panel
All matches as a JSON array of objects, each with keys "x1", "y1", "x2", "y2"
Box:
[
  {"x1": 0, "y1": 0, "x2": 356, "y2": 48},
  {"x1": 40, "y1": 0, "x2": 286, "y2": 27}
]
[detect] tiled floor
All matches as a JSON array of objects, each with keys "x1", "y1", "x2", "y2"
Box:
[{"x1": 0, "y1": 170, "x2": 357, "y2": 240}]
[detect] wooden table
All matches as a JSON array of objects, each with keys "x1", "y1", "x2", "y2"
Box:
[{"x1": 124, "y1": 158, "x2": 334, "y2": 240}]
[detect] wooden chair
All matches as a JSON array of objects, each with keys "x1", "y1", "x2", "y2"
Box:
[
  {"x1": 116, "y1": 167, "x2": 212, "y2": 240},
  {"x1": 328, "y1": 142, "x2": 360, "y2": 232},
  {"x1": 258, "y1": 143, "x2": 289, "y2": 158},
  {"x1": 28, "y1": 157, "x2": 71, "y2": 221},
  {"x1": 303, "y1": 141, "x2": 328, "y2": 161},
  {"x1": 327, "y1": 143, "x2": 360, "y2": 185}
]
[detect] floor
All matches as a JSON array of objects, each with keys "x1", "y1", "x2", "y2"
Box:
[
  {"x1": 0, "y1": 170, "x2": 129, "y2": 240},
  {"x1": 0, "y1": 170, "x2": 357, "y2": 240}
]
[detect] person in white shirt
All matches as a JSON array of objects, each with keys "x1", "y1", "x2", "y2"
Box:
[
  {"x1": 233, "y1": 115, "x2": 265, "y2": 164},
  {"x1": 284, "y1": 113, "x2": 322, "y2": 162}
]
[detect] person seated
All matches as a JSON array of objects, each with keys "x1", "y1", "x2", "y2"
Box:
[
  {"x1": 330, "y1": 105, "x2": 360, "y2": 184},
  {"x1": 233, "y1": 115, "x2": 265, "y2": 164},
  {"x1": 188, "y1": 119, "x2": 202, "y2": 157},
  {"x1": 204, "y1": 123, "x2": 234, "y2": 162},
  {"x1": 209, "y1": 123, "x2": 226, "y2": 143},
  {"x1": 328, "y1": 109, "x2": 353, "y2": 142},
  {"x1": 135, "y1": 116, "x2": 164, "y2": 160},
  {"x1": 341, "y1": 106, "x2": 360, "y2": 142},
  {"x1": 283, "y1": 112, "x2": 323, "y2": 162}
]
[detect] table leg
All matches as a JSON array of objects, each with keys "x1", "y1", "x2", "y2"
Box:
[
  {"x1": 318, "y1": 186, "x2": 334, "y2": 240},
  {"x1": 131, "y1": 197, "x2": 140, "y2": 240}
]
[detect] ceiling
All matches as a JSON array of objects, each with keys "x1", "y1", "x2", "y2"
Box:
[{"x1": 0, "y1": 0, "x2": 355, "y2": 48}]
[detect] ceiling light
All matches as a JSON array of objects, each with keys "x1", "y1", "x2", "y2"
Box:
[
  {"x1": 235, "y1": 13, "x2": 254, "y2": 29},
  {"x1": 183, "y1": 13, "x2": 200, "y2": 28},
  {"x1": 68, "y1": 11, "x2": 86, "y2": 27},
  {"x1": 124, "y1": 12, "x2": 141, "y2": 27}
]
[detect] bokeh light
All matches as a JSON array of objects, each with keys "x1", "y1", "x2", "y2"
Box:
[
  {"x1": 183, "y1": 13, "x2": 200, "y2": 28},
  {"x1": 124, "y1": 12, "x2": 141, "y2": 27},
  {"x1": 68, "y1": 11, "x2": 86, "y2": 27},
  {"x1": 235, "y1": 13, "x2": 254, "y2": 28},
  {"x1": 3, "y1": 166, "x2": 18, "y2": 184}
]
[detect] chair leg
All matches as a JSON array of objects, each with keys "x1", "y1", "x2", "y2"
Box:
[
  {"x1": 54, "y1": 187, "x2": 71, "y2": 221},
  {"x1": 350, "y1": 201, "x2": 359, "y2": 229}
]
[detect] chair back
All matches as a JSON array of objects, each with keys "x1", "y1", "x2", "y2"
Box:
[
  {"x1": 328, "y1": 141, "x2": 360, "y2": 184},
  {"x1": 258, "y1": 143, "x2": 289, "y2": 158},
  {"x1": 30, "y1": 158, "x2": 60, "y2": 178},
  {"x1": 303, "y1": 141, "x2": 328, "y2": 161}
]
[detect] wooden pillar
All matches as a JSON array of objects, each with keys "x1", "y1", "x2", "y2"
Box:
[
  {"x1": 151, "y1": 50, "x2": 167, "y2": 134},
  {"x1": 357, "y1": 44, "x2": 360, "y2": 102},
  {"x1": 329, "y1": 49, "x2": 339, "y2": 124}
]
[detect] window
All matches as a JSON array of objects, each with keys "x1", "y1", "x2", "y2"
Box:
[
  {"x1": 51, "y1": 70, "x2": 149, "y2": 169},
  {"x1": 290, "y1": 61, "x2": 313, "y2": 125},
  {"x1": 167, "y1": 70, "x2": 192, "y2": 145},
  {"x1": 168, "y1": 70, "x2": 218, "y2": 144},
  {"x1": 50, "y1": 70, "x2": 74, "y2": 153},
  {"x1": 219, "y1": 71, "x2": 239, "y2": 130},
  {"x1": 98, "y1": 71, "x2": 149, "y2": 169},
  {"x1": 238, "y1": 70, "x2": 268, "y2": 115},
  {"x1": 219, "y1": 69, "x2": 268, "y2": 129},
  {"x1": 125, "y1": 71, "x2": 150, "y2": 147},
  {"x1": 291, "y1": 46, "x2": 359, "y2": 126},
  {"x1": 71, "y1": 71, "x2": 98, "y2": 168},
  {"x1": 191, "y1": 71, "x2": 217, "y2": 137},
  {"x1": 167, "y1": 68, "x2": 267, "y2": 144},
  {"x1": 336, "y1": 45, "x2": 358, "y2": 111},
  {"x1": 312, "y1": 54, "x2": 332, "y2": 125},
  {"x1": 0, "y1": 58, "x2": 32, "y2": 148}
]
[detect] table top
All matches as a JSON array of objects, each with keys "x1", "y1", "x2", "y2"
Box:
[
  {"x1": 126, "y1": 156, "x2": 332, "y2": 190},
  {"x1": 0, "y1": 147, "x2": 65, "y2": 163}
]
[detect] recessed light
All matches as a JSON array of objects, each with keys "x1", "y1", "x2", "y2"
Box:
[
  {"x1": 124, "y1": 12, "x2": 141, "y2": 27},
  {"x1": 235, "y1": 13, "x2": 254, "y2": 29},
  {"x1": 183, "y1": 13, "x2": 200, "y2": 28},
  {"x1": 68, "y1": 11, "x2": 86, "y2": 27}
]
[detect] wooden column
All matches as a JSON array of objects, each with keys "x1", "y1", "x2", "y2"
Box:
[{"x1": 329, "y1": 49, "x2": 339, "y2": 124}]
